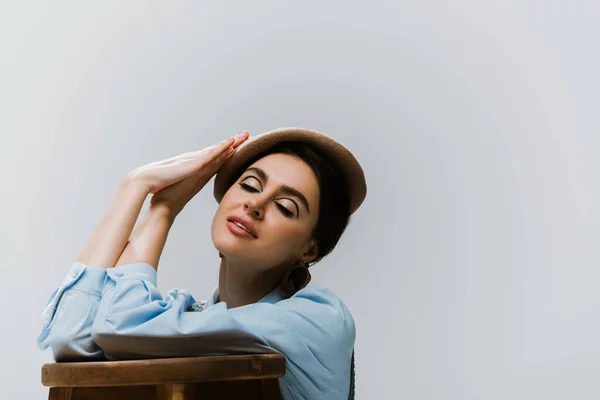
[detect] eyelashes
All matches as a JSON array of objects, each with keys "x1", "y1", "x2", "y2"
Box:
[{"x1": 239, "y1": 183, "x2": 295, "y2": 218}]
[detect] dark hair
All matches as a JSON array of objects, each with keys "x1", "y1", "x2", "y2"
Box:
[{"x1": 226, "y1": 142, "x2": 351, "y2": 266}]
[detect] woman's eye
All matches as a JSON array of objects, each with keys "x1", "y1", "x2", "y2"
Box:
[
  {"x1": 275, "y1": 203, "x2": 295, "y2": 218},
  {"x1": 240, "y1": 183, "x2": 296, "y2": 218},
  {"x1": 240, "y1": 183, "x2": 259, "y2": 193}
]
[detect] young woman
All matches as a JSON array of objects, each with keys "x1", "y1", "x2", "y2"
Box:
[{"x1": 37, "y1": 128, "x2": 367, "y2": 399}]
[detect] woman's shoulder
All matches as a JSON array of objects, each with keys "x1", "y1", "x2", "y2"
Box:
[
  {"x1": 283, "y1": 285, "x2": 356, "y2": 335},
  {"x1": 292, "y1": 285, "x2": 352, "y2": 309},
  {"x1": 278, "y1": 285, "x2": 356, "y2": 397}
]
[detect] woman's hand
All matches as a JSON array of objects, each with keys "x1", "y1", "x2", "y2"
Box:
[
  {"x1": 145, "y1": 131, "x2": 250, "y2": 217},
  {"x1": 128, "y1": 131, "x2": 248, "y2": 196}
]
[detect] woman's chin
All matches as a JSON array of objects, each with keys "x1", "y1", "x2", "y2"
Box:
[{"x1": 213, "y1": 237, "x2": 244, "y2": 260}]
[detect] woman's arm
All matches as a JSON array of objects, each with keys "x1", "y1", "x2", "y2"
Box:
[
  {"x1": 114, "y1": 134, "x2": 249, "y2": 269},
  {"x1": 77, "y1": 177, "x2": 150, "y2": 269},
  {"x1": 38, "y1": 134, "x2": 246, "y2": 361},
  {"x1": 77, "y1": 134, "x2": 245, "y2": 270},
  {"x1": 37, "y1": 178, "x2": 150, "y2": 361},
  {"x1": 113, "y1": 203, "x2": 174, "y2": 270}
]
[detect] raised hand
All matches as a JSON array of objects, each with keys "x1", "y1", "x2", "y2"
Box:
[
  {"x1": 128, "y1": 131, "x2": 249, "y2": 197},
  {"x1": 145, "y1": 131, "x2": 249, "y2": 217}
]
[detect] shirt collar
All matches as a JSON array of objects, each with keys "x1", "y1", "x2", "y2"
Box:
[
  {"x1": 256, "y1": 286, "x2": 285, "y2": 304},
  {"x1": 205, "y1": 285, "x2": 284, "y2": 309},
  {"x1": 205, "y1": 286, "x2": 219, "y2": 308}
]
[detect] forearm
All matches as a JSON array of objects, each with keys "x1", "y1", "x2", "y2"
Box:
[
  {"x1": 77, "y1": 177, "x2": 149, "y2": 269},
  {"x1": 114, "y1": 203, "x2": 175, "y2": 270}
]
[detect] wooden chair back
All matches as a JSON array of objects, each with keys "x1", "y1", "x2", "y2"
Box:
[{"x1": 42, "y1": 354, "x2": 286, "y2": 400}]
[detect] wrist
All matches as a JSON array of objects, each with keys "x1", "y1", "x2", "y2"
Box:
[
  {"x1": 122, "y1": 172, "x2": 151, "y2": 196},
  {"x1": 114, "y1": 202, "x2": 175, "y2": 270},
  {"x1": 148, "y1": 201, "x2": 178, "y2": 222}
]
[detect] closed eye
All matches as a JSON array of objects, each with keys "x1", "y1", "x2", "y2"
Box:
[
  {"x1": 239, "y1": 183, "x2": 296, "y2": 218},
  {"x1": 240, "y1": 183, "x2": 259, "y2": 193},
  {"x1": 275, "y1": 203, "x2": 295, "y2": 217}
]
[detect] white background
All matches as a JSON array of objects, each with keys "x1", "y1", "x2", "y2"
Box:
[{"x1": 1, "y1": 1, "x2": 598, "y2": 398}]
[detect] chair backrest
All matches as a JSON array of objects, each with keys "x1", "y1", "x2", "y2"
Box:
[
  {"x1": 42, "y1": 353, "x2": 286, "y2": 387},
  {"x1": 42, "y1": 352, "x2": 357, "y2": 399}
]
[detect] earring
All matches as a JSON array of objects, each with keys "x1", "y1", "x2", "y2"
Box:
[
  {"x1": 218, "y1": 252, "x2": 224, "y2": 258},
  {"x1": 279, "y1": 262, "x2": 312, "y2": 297}
]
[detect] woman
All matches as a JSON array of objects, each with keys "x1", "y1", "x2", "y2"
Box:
[{"x1": 37, "y1": 127, "x2": 367, "y2": 399}]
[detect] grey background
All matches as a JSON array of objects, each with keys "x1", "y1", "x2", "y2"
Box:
[{"x1": 1, "y1": 1, "x2": 598, "y2": 398}]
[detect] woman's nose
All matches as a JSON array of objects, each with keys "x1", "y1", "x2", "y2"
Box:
[{"x1": 243, "y1": 199, "x2": 264, "y2": 219}]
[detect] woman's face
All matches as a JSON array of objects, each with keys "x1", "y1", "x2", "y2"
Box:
[{"x1": 211, "y1": 153, "x2": 320, "y2": 270}]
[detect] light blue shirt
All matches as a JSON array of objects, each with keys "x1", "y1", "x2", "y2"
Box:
[{"x1": 37, "y1": 261, "x2": 355, "y2": 399}]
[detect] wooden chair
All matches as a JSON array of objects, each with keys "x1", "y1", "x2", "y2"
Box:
[{"x1": 41, "y1": 354, "x2": 286, "y2": 400}]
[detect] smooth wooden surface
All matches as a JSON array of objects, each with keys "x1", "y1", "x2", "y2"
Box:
[{"x1": 42, "y1": 354, "x2": 286, "y2": 387}]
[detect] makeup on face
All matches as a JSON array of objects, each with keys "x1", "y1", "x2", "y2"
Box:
[
  {"x1": 241, "y1": 166, "x2": 311, "y2": 218},
  {"x1": 226, "y1": 220, "x2": 257, "y2": 239}
]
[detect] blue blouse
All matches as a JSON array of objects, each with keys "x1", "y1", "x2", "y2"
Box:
[{"x1": 37, "y1": 261, "x2": 355, "y2": 400}]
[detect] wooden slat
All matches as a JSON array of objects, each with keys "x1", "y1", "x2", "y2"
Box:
[
  {"x1": 156, "y1": 383, "x2": 196, "y2": 400},
  {"x1": 47, "y1": 380, "x2": 282, "y2": 399},
  {"x1": 42, "y1": 354, "x2": 286, "y2": 387},
  {"x1": 50, "y1": 386, "x2": 156, "y2": 400}
]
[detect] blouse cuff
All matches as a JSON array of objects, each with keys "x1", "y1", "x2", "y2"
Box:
[
  {"x1": 69, "y1": 262, "x2": 106, "y2": 298},
  {"x1": 108, "y1": 262, "x2": 157, "y2": 286},
  {"x1": 40, "y1": 261, "x2": 105, "y2": 331}
]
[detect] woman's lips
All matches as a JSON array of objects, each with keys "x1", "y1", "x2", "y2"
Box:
[{"x1": 226, "y1": 221, "x2": 257, "y2": 239}]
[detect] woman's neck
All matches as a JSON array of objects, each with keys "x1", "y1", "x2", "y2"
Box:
[{"x1": 217, "y1": 257, "x2": 284, "y2": 308}]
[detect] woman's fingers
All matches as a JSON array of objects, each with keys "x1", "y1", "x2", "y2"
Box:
[
  {"x1": 210, "y1": 131, "x2": 248, "y2": 155},
  {"x1": 177, "y1": 134, "x2": 238, "y2": 161},
  {"x1": 129, "y1": 131, "x2": 250, "y2": 194},
  {"x1": 204, "y1": 131, "x2": 249, "y2": 163},
  {"x1": 187, "y1": 130, "x2": 249, "y2": 161},
  {"x1": 170, "y1": 132, "x2": 246, "y2": 181},
  {"x1": 231, "y1": 130, "x2": 249, "y2": 148}
]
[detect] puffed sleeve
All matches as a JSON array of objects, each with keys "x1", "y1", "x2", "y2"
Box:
[
  {"x1": 91, "y1": 262, "x2": 355, "y2": 399},
  {"x1": 37, "y1": 262, "x2": 107, "y2": 361}
]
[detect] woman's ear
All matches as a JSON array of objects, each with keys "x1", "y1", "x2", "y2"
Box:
[{"x1": 301, "y1": 241, "x2": 318, "y2": 264}]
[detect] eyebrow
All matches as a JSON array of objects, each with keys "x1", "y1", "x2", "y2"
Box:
[{"x1": 244, "y1": 167, "x2": 311, "y2": 214}]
